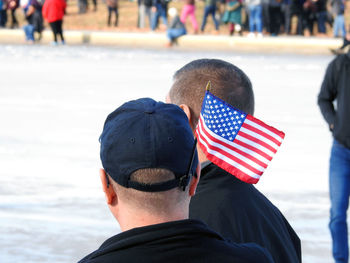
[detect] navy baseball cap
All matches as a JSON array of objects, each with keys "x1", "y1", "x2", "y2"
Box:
[{"x1": 99, "y1": 98, "x2": 198, "y2": 192}]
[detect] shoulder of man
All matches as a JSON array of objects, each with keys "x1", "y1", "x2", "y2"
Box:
[
  {"x1": 224, "y1": 242, "x2": 275, "y2": 263},
  {"x1": 326, "y1": 53, "x2": 350, "y2": 85}
]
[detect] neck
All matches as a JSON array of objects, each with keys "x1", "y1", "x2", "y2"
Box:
[
  {"x1": 197, "y1": 143, "x2": 208, "y2": 163},
  {"x1": 117, "y1": 206, "x2": 188, "y2": 232}
]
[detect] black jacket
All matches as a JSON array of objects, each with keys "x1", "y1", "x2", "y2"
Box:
[
  {"x1": 189, "y1": 163, "x2": 302, "y2": 263},
  {"x1": 169, "y1": 16, "x2": 186, "y2": 30},
  {"x1": 78, "y1": 219, "x2": 274, "y2": 263},
  {"x1": 318, "y1": 52, "x2": 350, "y2": 149}
]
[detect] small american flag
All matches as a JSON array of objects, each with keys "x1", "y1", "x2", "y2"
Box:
[{"x1": 195, "y1": 90, "x2": 285, "y2": 184}]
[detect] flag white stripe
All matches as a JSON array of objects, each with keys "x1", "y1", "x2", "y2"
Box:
[
  {"x1": 235, "y1": 135, "x2": 275, "y2": 157},
  {"x1": 200, "y1": 116, "x2": 270, "y2": 165},
  {"x1": 197, "y1": 130, "x2": 262, "y2": 179},
  {"x1": 244, "y1": 118, "x2": 284, "y2": 142},
  {"x1": 198, "y1": 120, "x2": 266, "y2": 172},
  {"x1": 240, "y1": 127, "x2": 280, "y2": 149}
]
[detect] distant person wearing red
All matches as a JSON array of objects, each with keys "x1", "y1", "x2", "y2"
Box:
[{"x1": 42, "y1": 0, "x2": 66, "y2": 45}]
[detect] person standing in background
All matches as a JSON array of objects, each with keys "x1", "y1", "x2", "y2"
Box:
[
  {"x1": 138, "y1": 0, "x2": 152, "y2": 28},
  {"x1": 180, "y1": 0, "x2": 199, "y2": 34},
  {"x1": 282, "y1": 0, "x2": 292, "y2": 34},
  {"x1": 315, "y1": 0, "x2": 327, "y2": 36},
  {"x1": 261, "y1": 0, "x2": 270, "y2": 34},
  {"x1": 246, "y1": 0, "x2": 263, "y2": 37},
  {"x1": 318, "y1": 49, "x2": 350, "y2": 263},
  {"x1": 6, "y1": 0, "x2": 19, "y2": 28},
  {"x1": 151, "y1": 0, "x2": 168, "y2": 31},
  {"x1": 290, "y1": 0, "x2": 304, "y2": 35},
  {"x1": 332, "y1": 0, "x2": 346, "y2": 37},
  {"x1": 268, "y1": 0, "x2": 282, "y2": 36},
  {"x1": 302, "y1": 0, "x2": 317, "y2": 36},
  {"x1": 42, "y1": 0, "x2": 66, "y2": 45},
  {"x1": 200, "y1": 0, "x2": 219, "y2": 33},
  {"x1": 0, "y1": 0, "x2": 6, "y2": 27},
  {"x1": 222, "y1": 0, "x2": 242, "y2": 35},
  {"x1": 106, "y1": 0, "x2": 118, "y2": 26}
]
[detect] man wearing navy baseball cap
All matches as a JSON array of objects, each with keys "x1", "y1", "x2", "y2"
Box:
[{"x1": 78, "y1": 98, "x2": 274, "y2": 263}]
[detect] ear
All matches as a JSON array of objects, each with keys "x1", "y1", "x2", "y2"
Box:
[
  {"x1": 100, "y1": 169, "x2": 117, "y2": 205},
  {"x1": 165, "y1": 94, "x2": 194, "y2": 130},
  {"x1": 165, "y1": 93, "x2": 171, "y2": 103},
  {"x1": 188, "y1": 163, "x2": 201, "y2": 197},
  {"x1": 179, "y1": 104, "x2": 194, "y2": 130}
]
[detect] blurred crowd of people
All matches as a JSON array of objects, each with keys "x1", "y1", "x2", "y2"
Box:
[
  {"x1": 0, "y1": 0, "x2": 66, "y2": 44},
  {"x1": 142, "y1": 0, "x2": 349, "y2": 45},
  {"x1": 139, "y1": 0, "x2": 349, "y2": 38},
  {"x1": 0, "y1": 0, "x2": 348, "y2": 43}
]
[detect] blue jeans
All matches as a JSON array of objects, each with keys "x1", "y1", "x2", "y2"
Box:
[
  {"x1": 201, "y1": 4, "x2": 219, "y2": 31},
  {"x1": 0, "y1": 9, "x2": 7, "y2": 27},
  {"x1": 333, "y1": 14, "x2": 346, "y2": 37},
  {"x1": 151, "y1": 3, "x2": 167, "y2": 30},
  {"x1": 248, "y1": 4, "x2": 262, "y2": 33},
  {"x1": 329, "y1": 139, "x2": 350, "y2": 263},
  {"x1": 167, "y1": 27, "x2": 186, "y2": 42},
  {"x1": 23, "y1": 24, "x2": 35, "y2": 41},
  {"x1": 317, "y1": 11, "x2": 327, "y2": 34}
]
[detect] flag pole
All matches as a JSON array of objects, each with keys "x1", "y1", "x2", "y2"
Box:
[{"x1": 205, "y1": 81, "x2": 211, "y2": 91}]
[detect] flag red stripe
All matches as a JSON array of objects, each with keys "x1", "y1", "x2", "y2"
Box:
[
  {"x1": 197, "y1": 136, "x2": 259, "y2": 184},
  {"x1": 238, "y1": 131, "x2": 278, "y2": 154},
  {"x1": 242, "y1": 122, "x2": 282, "y2": 146},
  {"x1": 199, "y1": 118, "x2": 268, "y2": 169},
  {"x1": 246, "y1": 114, "x2": 285, "y2": 139},
  {"x1": 198, "y1": 131, "x2": 264, "y2": 176},
  {"x1": 233, "y1": 139, "x2": 273, "y2": 161},
  {"x1": 197, "y1": 121, "x2": 264, "y2": 176},
  {"x1": 207, "y1": 152, "x2": 259, "y2": 184}
]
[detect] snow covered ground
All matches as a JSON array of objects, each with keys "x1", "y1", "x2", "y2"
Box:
[{"x1": 0, "y1": 45, "x2": 336, "y2": 262}]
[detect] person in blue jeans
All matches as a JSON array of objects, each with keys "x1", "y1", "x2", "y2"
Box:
[
  {"x1": 246, "y1": 0, "x2": 263, "y2": 37},
  {"x1": 166, "y1": 7, "x2": 186, "y2": 46},
  {"x1": 318, "y1": 49, "x2": 350, "y2": 263},
  {"x1": 23, "y1": 0, "x2": 43, "y2": 43},
  {"x1": 332, "y1": 0, "x2": 346, "y2": 37},
  {"x1": 201, "y1": 0, "x2": 219, "y2": 32},
  {"x1": 0, "y1": 0, "x2": 7, "y2": 27},
  {"x1": 316, "y1": 0, "x2": 327, "y2": 35},
  {"x1": 151, "y1": 0, "x2": 168, "y2": 31},
  {"x1": 334, "y1": 14, "x2": 346, "y2": 37}
]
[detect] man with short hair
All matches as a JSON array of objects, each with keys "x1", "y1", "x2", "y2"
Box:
[
  {"x1": 167, "y1": 59, "x2": 302, "y2": 263},
  {"x1": 78, "y1": 98, "x2": 274, "y2": 263}
]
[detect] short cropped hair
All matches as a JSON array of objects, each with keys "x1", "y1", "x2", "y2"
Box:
[
  {"x1": 169, "y1": 59, "x2": 254, "y2": 128},
  {"x1": 111, "y1": 168, "x2": 189, "y2": 215}
]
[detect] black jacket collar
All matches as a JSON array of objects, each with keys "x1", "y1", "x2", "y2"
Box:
[{"x1": 86, "y1": 219, "x2": 224, "y2": 260}]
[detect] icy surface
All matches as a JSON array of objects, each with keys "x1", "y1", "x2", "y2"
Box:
[{"x1": 0, "y1": 45, "x2": 336, "y2": 262}]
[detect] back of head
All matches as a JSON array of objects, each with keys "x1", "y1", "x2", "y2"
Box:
[
  {"x1": 113, "y1": 168, "x2": 189, "y2": 216},
  {"x1": 99, "y1": 98, "x2": 198, "y2": 216},
  {"x1": 169, "y1": 59, "x2": 254, "y2": 128}
]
